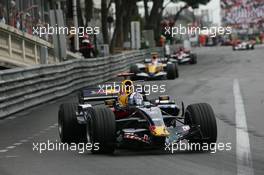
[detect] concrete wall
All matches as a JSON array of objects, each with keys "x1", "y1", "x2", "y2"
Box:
[{"x1": 0, "y1": 24, "x2": 58, "y2": 68}]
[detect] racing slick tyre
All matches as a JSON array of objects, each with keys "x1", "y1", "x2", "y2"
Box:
[
  {"x1": 58, "y1": 103, "x2": 87, "y2": 144},
  {"x1": 190, "y1": 54, "x2": 197, "y2": 64},
  {"x1": 166, "y1": 63, "x2": 176, "y2": 79},
  {"x1": 184, "y1": 103, "x2": 217, "y2": 151},
  {"x1": 246, "y1": 45, "x2": 250, "y2": 50},
  {"x1": 130, "y1": 64, "x2": 139, "y2": 80},
  {"x1": 174, "y1": 63, "x2": 179, "y2": 78},
  {"x1": 86, "y1": 106, "x2": 116, "y2": 154}
]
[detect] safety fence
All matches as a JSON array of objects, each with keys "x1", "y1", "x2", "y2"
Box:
[{"x1": 0, "y1": 48, "x2": 163, "y2": 118}]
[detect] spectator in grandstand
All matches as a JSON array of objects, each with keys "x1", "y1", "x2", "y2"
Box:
[
  {"x1": 9, "y1": 0, "x2": 18, "y2": 27},
  {"x1": 0, "y1": 3, "x2": 6, "y2": 24}
]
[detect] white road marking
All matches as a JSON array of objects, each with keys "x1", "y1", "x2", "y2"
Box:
[
  {"x1": 33, "y1": 133, "x2": 40, "y2": 137},
  {"x1": 0, "y1": 123, "x2": 58, "y2": 154},
  {"x1": 50, "y1": 124, "x2": 58, "y2": 128},
  {"x1": 6, "y1": 146, "x2": 16, "y2": 149},
  {"x1": 233, "y1": 79, "x2": 254, "y2": 175},
  {"x1": 27, "y1": 136, "x2": 34, "y2": 140},
  {"x1": 5, "y1": 155, "x2": 18, "y2": 158},
  {"x1": 13, "y1": 143, "x2": 22, "y2": 146},
  {"x1": 20, "y1": 139, "x2": 28, "y2": 143},
  {"x1": 6, "y1": 116, "x2": 16, "y2": 120}
]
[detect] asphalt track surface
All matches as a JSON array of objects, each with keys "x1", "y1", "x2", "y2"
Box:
[{"x1": 1, "y1": 46, "x2": 264, "y2": 175}]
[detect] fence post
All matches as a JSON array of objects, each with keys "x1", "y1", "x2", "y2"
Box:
[
  {"x1": 22, "y1": 39, "x2": 26, "y2": 61},
  {"x1": 34, "y1": 45, "x2": 38, "y2": 63},
  {"x1": 8, "y1": 34, "x2": 12, "y2": 57}
]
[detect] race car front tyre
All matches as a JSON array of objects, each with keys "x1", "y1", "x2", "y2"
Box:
[
  {"x1": 58, "y1": 103, "x2": 87, "y2": 144},
  {"x1": 130, "y1": 64, "x2": 139, "y2": 80},
  {"x1": 190, "y1": 54, "x2": 197, "y2": 64},
  {"x1": 167, "y1": 63, "x2": 176, "y2": 79},
  {"x1": 184, "y1": 103, "x2": 217, "y2": 151},
  {"x1": 86, "y1": 106, "x2": 116, "y2": 154}
]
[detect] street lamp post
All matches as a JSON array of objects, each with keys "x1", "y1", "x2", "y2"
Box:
[{"x1": 73, "y1": 0, "x2": 79, "y2": 51}]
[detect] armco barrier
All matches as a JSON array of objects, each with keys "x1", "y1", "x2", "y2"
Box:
[{"x1": 0, "y1": 48, "x2": 163, "y2": 119}]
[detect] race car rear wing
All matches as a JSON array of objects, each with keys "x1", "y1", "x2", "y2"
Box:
[
  {"x1": 79, "y1": 88, "x2": 118, "y2": 103},
  {"x1": 82, "y1": 95, "x2": 118, "y2": 102},
  {"x1": 144, "y1": 57, "x2": 168, "y2": 63}
]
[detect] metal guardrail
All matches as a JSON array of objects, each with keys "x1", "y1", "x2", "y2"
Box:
[{"x1": 0, "y1": 48, "x2": 163, "y2": 119}]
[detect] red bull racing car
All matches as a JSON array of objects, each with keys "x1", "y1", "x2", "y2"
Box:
[{"x1": 58, "y1": 76, "x2": 217, "y2": 154}]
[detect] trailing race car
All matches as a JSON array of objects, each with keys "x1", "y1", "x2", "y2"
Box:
[
  {"x1": 130, "y1": 53, "x2": 179, "y2": 80},
  {"x1": 170, "y1": 48, "x2": 197, "y2": 64},
  {"x1": 58, "y1": 75, "x2": 217, "y2": 154},
  {"x1": 232, "y1": 41, "x2": 255, "y2": 50}
]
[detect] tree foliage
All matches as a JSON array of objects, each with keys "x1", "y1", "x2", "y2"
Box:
[
  {"x1": 144, "y1": 0, "x2": 211, "y2": 42},
  {"x1": 102, "y1": 0, "x2": 211, "y2": 48},
  {"x1": 171, "y1": 0, "x2": 210, "y2": 9}
]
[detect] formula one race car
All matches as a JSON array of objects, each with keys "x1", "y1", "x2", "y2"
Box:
[
  {"x1": 58, "y1": 75, "x2": 217, "y2": 154},
  {"x1": 170, "y1": 48, "x2": 197, "y2": 64},
  {"x1": 232, "y1": 41, "x2": 255, "y2": 50},
  {"x1": 130, "y1": 54, "x2": 179, "y2": 80}
]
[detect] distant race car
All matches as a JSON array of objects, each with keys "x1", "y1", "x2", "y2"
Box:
[
  {"x1": 232, "y1": 41, "x2": 255, "y2": 50},
  {"x1": 221, "y1": 39, "x2": 233, "y2": 46},
  {"x1": 170, "y1": 48, "x2": 197, "y2": 64},
  {"x1": 129, "y1": 58, "x2": 179, "y2": 80},
  {"x1": 58, "y1": 76, "x2": 217, "y2": 154}
]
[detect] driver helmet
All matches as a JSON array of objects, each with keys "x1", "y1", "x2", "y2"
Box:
[
  {"x1": 179, "y1": 47, "x2": 184, "y2": 52},
  {"x1": 151, "y1": 52, "x2": 158, "y2": 65},
  {"x1": 128, "y1": 92, "x2": 144, "y2": 106},
  {"x1": 151, "y1": 52, "x2": 158, "y2": 60}
]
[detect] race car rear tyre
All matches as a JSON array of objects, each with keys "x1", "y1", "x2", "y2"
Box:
[
  {"x1": 58, "y1": 103, "x2": 87, "y2": 144},
  {"x1": 184, "y1": 103, "x2": 217, "y2": 150},
  {"x1": 167, "y1": 63, "x2": 176, "y2": 79},
  {"x1": 246, "y1": 45, "x2": 250, "y2": 50},
  {"x1": 130, "y1": 64, "x2": 139, "y2": 80},
  {"x1": 190, "y1": 54, "x2": 197, "y2": 64},
  {"x1": 86, "y1": 106, "x2": 116, "y2": 154},
  {"x1": 174, "y1": 63, "x2": 179, "y2": 78}
]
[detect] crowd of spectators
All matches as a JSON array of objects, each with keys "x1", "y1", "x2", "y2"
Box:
[{"x1": 0, "y1": 1, "x2": 50, "y2": 41}]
